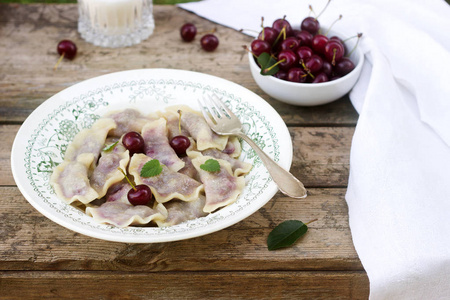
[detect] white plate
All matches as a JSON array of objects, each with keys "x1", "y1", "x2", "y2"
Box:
[{"x1": 11, "y1": 69, "x2": 292, "y2": 243}]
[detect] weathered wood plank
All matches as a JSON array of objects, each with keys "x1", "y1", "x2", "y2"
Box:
[
  {"x1": 0, "y1": 4, "x2": 367, "y2": 297},
  {"x1": 0, "y1": 126, "x2": 17, "y2": 186},
  {"x1": 0, "y1": 187, "x2": 361, "y2": 271},
  {"x1": 2, "y1": 125, "x2": 353, "y2": 186},
  {"x1": 0, "y1": 4, "x2": 358, "y2": 125},
  {"x1": 291, "y1": 126, "x2": 354, "y2": 187},
  {"x1": 0, "y1": 270, "x2": 370, "y2": 300}
]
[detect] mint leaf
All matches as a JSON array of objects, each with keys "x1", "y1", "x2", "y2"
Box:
[
  {"x1": 267, "y1": 220, "x2": 308, "y2": 251},
  {"x1": 140, "y1": 159, "x2": 163, "y2": 177},
  {"x1": 200, "y1": 159, "x2": 220, "y2": 172},
  {"x1": 256, "y1": 52, "x2": 279, "y2": 76},
  {"x1": 103, "y1": 141, "x2": 118, "y2": 152}
]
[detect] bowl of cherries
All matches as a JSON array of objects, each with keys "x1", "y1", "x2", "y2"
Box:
[{"x1": 248, "y1": 13, "x2": 364, "y2": 106}]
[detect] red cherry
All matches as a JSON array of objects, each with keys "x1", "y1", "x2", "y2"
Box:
[
  {"x1": 294, "y1": 30, "x2": 313, "y2": 47},
  {"x1": 170, "y1": 135, "x2": 191, "y2": 156},
  {"x1": 312, "y1": 72, "x2": 329, "y2": 83},
  {"x1": 127, "y1": 184, "x2": 152, "y2": 206},
  {"x1": 287, "y1": 68, "x2": 307, "y2": 83},
  {"x1": 258, "y1": 27, "x2": 279, "y2": 45},
  {"x1": 296, "y1": 46, "x2": 313, "y2": 63},
  {"x1": 321, "y1": 60, "x2": 333, "y2": 76},
  {"x1": 200, "y1": 34, "x2": 219, "y2": 51},
  {"x1": 324, "y1": 40, "x2": 345, "y2": 65},
  {"x1": 122, "y1": 132, "x2": 145, "y2": 156},
  {"x1": 273, "y1": 70, "x2": 288, "y2": 80},
  {"x1": 311, "y1": 34, "x2": 329, "y2": 54},
  {"x1": 57, "y1": 40, "x2": 77, "y2": 60},
  {"x1": 280, "y1": 37, "x2": 301, "y2": 52},
  {"x1": 335, "y1": 57, "x2": 355, "y2": 76},
  {"x1": 251, "y1": 39, "x2": 271, "y2": 57},
  {"x1": 272, "y1": 17, "x2": 293, "y2": 36},
  {"x1": 277, "y1": 50, "x2": 298, "y2": 70},
  {"x1": 301, "y1": 17, "x2": 320, "y2": 35},
  {"x1": 304, "y1": 54, "x2": 324, "y2": 74},
  {"x1": 180, "y1": 23, "x2": 197, "y2": 42}
]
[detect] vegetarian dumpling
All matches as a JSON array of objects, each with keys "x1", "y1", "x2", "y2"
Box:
[
  {"x1": 105, "y1": 108, "x2": 158, "y2": 138},
  {"x1": 89, "y1": 140, "x2": 129, "y2": 198},
  {"x1": 50, "y1": 153, "x2": 99, "y2": 205},
  {"x1": 86, "y1": 202, "x2": 167, "y2": 228},
  {"x1": 222, "y1": 136, "x2": 242, "y2": 158},
  {"x1": 191, "y1": 155, "x2": 245, "y2": 213},
  {"x1": 200, "y1": 148, "x2": 252, "y2": 177},
  {"x1": 141, "y1": 118, "x2": 185, "y2": 172},
  {"x1": 64, "y1": 118, "x2": 116, "y2": 163},
  {"x1": 156, "y1": 195, "x2": 208, "y2": 227},
  {"x1": 129, "y1": 154, "x2": 203, "y2": 203},
  {"x1": 86, "y1": 180, "x2": 168, "y2": 227}
]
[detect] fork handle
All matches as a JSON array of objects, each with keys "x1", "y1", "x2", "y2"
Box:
[{"x1": 237, "y1": 133, "x2": 307, "y2": 199}]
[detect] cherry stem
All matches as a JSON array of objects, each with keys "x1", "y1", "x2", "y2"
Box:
[
  {"x1": 316, "y1": 0, "x2": 331, "y2": 20},
  {"x1": 198, "y1": 28, "x2": 217, "y2": 35},
  {"x1": 300, "y1": 60, "x2": 315, "y2": 79},
  {"x1": 118, "y1": 167, "x2": 136, "y2": 191},
  {"x1": 272, "y1": 26, "x2": 287, "y2": 47},
  {"x1": 332, "y1": 48, "x2": 337, "y2": 66},
  {"x1": 263, "y1": 58, "x2": 285, "y2": 73},
  {"x1": 177, "y1": 109, "x2": 183, "y2": 135},
  {"x1": 238, "y1": 29, "x2": 259, "y2": 34},
  {"x1": 242, "y1": 45, "x2": 258, "y2": 59},
  {"x1": 305, "y1": 218, "x2": 319, "y2": 225},
  {"x1": 53, "y1": 52, "x2": 65, "y2": 70},
  {"x1": 309, "y1": 5, "x2": 317, "y2": 17},
  {"x1": 347, "y1": 33, "x2": 363, "y2": 57},
  {"x1": 325, "y1": 14, "x2": 342, "y2": 36}
]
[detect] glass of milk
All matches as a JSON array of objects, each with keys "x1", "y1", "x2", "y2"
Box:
[{"x1": 78, "y1": 0, "x2": 155, "y2": 48}]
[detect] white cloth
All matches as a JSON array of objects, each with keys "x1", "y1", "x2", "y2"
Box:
[{"x1": 178, "y1": 0, "x2": 450, "y2": 299}]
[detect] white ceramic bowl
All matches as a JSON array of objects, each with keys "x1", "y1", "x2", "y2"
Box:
[{"x1": 248, "y1": 30, "x2": 364, "y2": 106}]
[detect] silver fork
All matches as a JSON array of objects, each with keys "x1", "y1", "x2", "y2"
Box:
[{"x1": 199, "y1": 94, "x2": 307, "y2": 199}]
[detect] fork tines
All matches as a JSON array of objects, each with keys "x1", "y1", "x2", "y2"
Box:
[{"x1": 200, "y1": 94, "x2": 232, "y2": 121}]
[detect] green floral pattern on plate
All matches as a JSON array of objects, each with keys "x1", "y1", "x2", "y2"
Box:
[{"x1": 23, "y1": 77, "x2": 280, "y2": 237}]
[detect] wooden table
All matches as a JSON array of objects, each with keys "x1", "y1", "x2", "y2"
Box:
[{"x1": 0, "y1": 4, "x2": 369, "y2": 299}]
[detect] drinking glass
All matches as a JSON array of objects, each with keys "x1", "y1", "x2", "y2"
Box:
[{"x1": 78, "y1": 0, "x2": 155, "y2": 48}]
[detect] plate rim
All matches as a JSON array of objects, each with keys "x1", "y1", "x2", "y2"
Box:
[{"x1": 11, "y1": 68, "x2": 293, "y2": 243}]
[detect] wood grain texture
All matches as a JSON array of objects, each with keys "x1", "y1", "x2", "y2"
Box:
[
  {"x1": 0, "y1": 186, "x2": 361, "y2": 271},
  {"x1": 0, "y1": 3, "x2": 368, "y2": 299},
  {"x1": 0, "y1": 271, "x2": 369, "y2": 300},
  {"x1": 0, "y1": 4, "x2": 358, "y2": 125}
]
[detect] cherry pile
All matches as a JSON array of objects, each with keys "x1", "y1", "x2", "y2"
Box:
[
  {"x1": 180, "y1": 23, "x2": 219, "y2": 52},
  {"x1": 249, "y1": 3, "x2": 361, "y2": 84}
]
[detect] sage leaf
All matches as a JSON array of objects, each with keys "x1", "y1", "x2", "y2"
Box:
[{"x1": 267, "y1": 220, "x2": 308, "y2": 251}]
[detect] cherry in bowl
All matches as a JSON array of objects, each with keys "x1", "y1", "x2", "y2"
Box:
[{"x1": 248, "y1": 29, "x2": 364, "y2": 106}]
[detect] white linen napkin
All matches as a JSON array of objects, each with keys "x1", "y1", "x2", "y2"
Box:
[{"x1": 178, "y1": 0, "x2": 450, "y2": 298}]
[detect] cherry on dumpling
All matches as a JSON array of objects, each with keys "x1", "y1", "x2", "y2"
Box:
[{"x1": 122, "y1": 132, "x2": 145, "y2": 156}]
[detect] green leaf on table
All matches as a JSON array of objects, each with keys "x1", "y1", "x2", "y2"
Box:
[
  {"x1": 140, "y1": 159, "x2": 163, "y2": 178},
  {"x1": 267, "y1": 220, "x2": 308, "y2": 251},
  {"x1": 200, "y1": 159, "x2": 220, "y2": 172},
  {"x1": 102, "y1": 141, "x2": 118, "y2": 152},
  {"x1": 257, "y1": 52, "x2": 279, "y2": 76}
]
